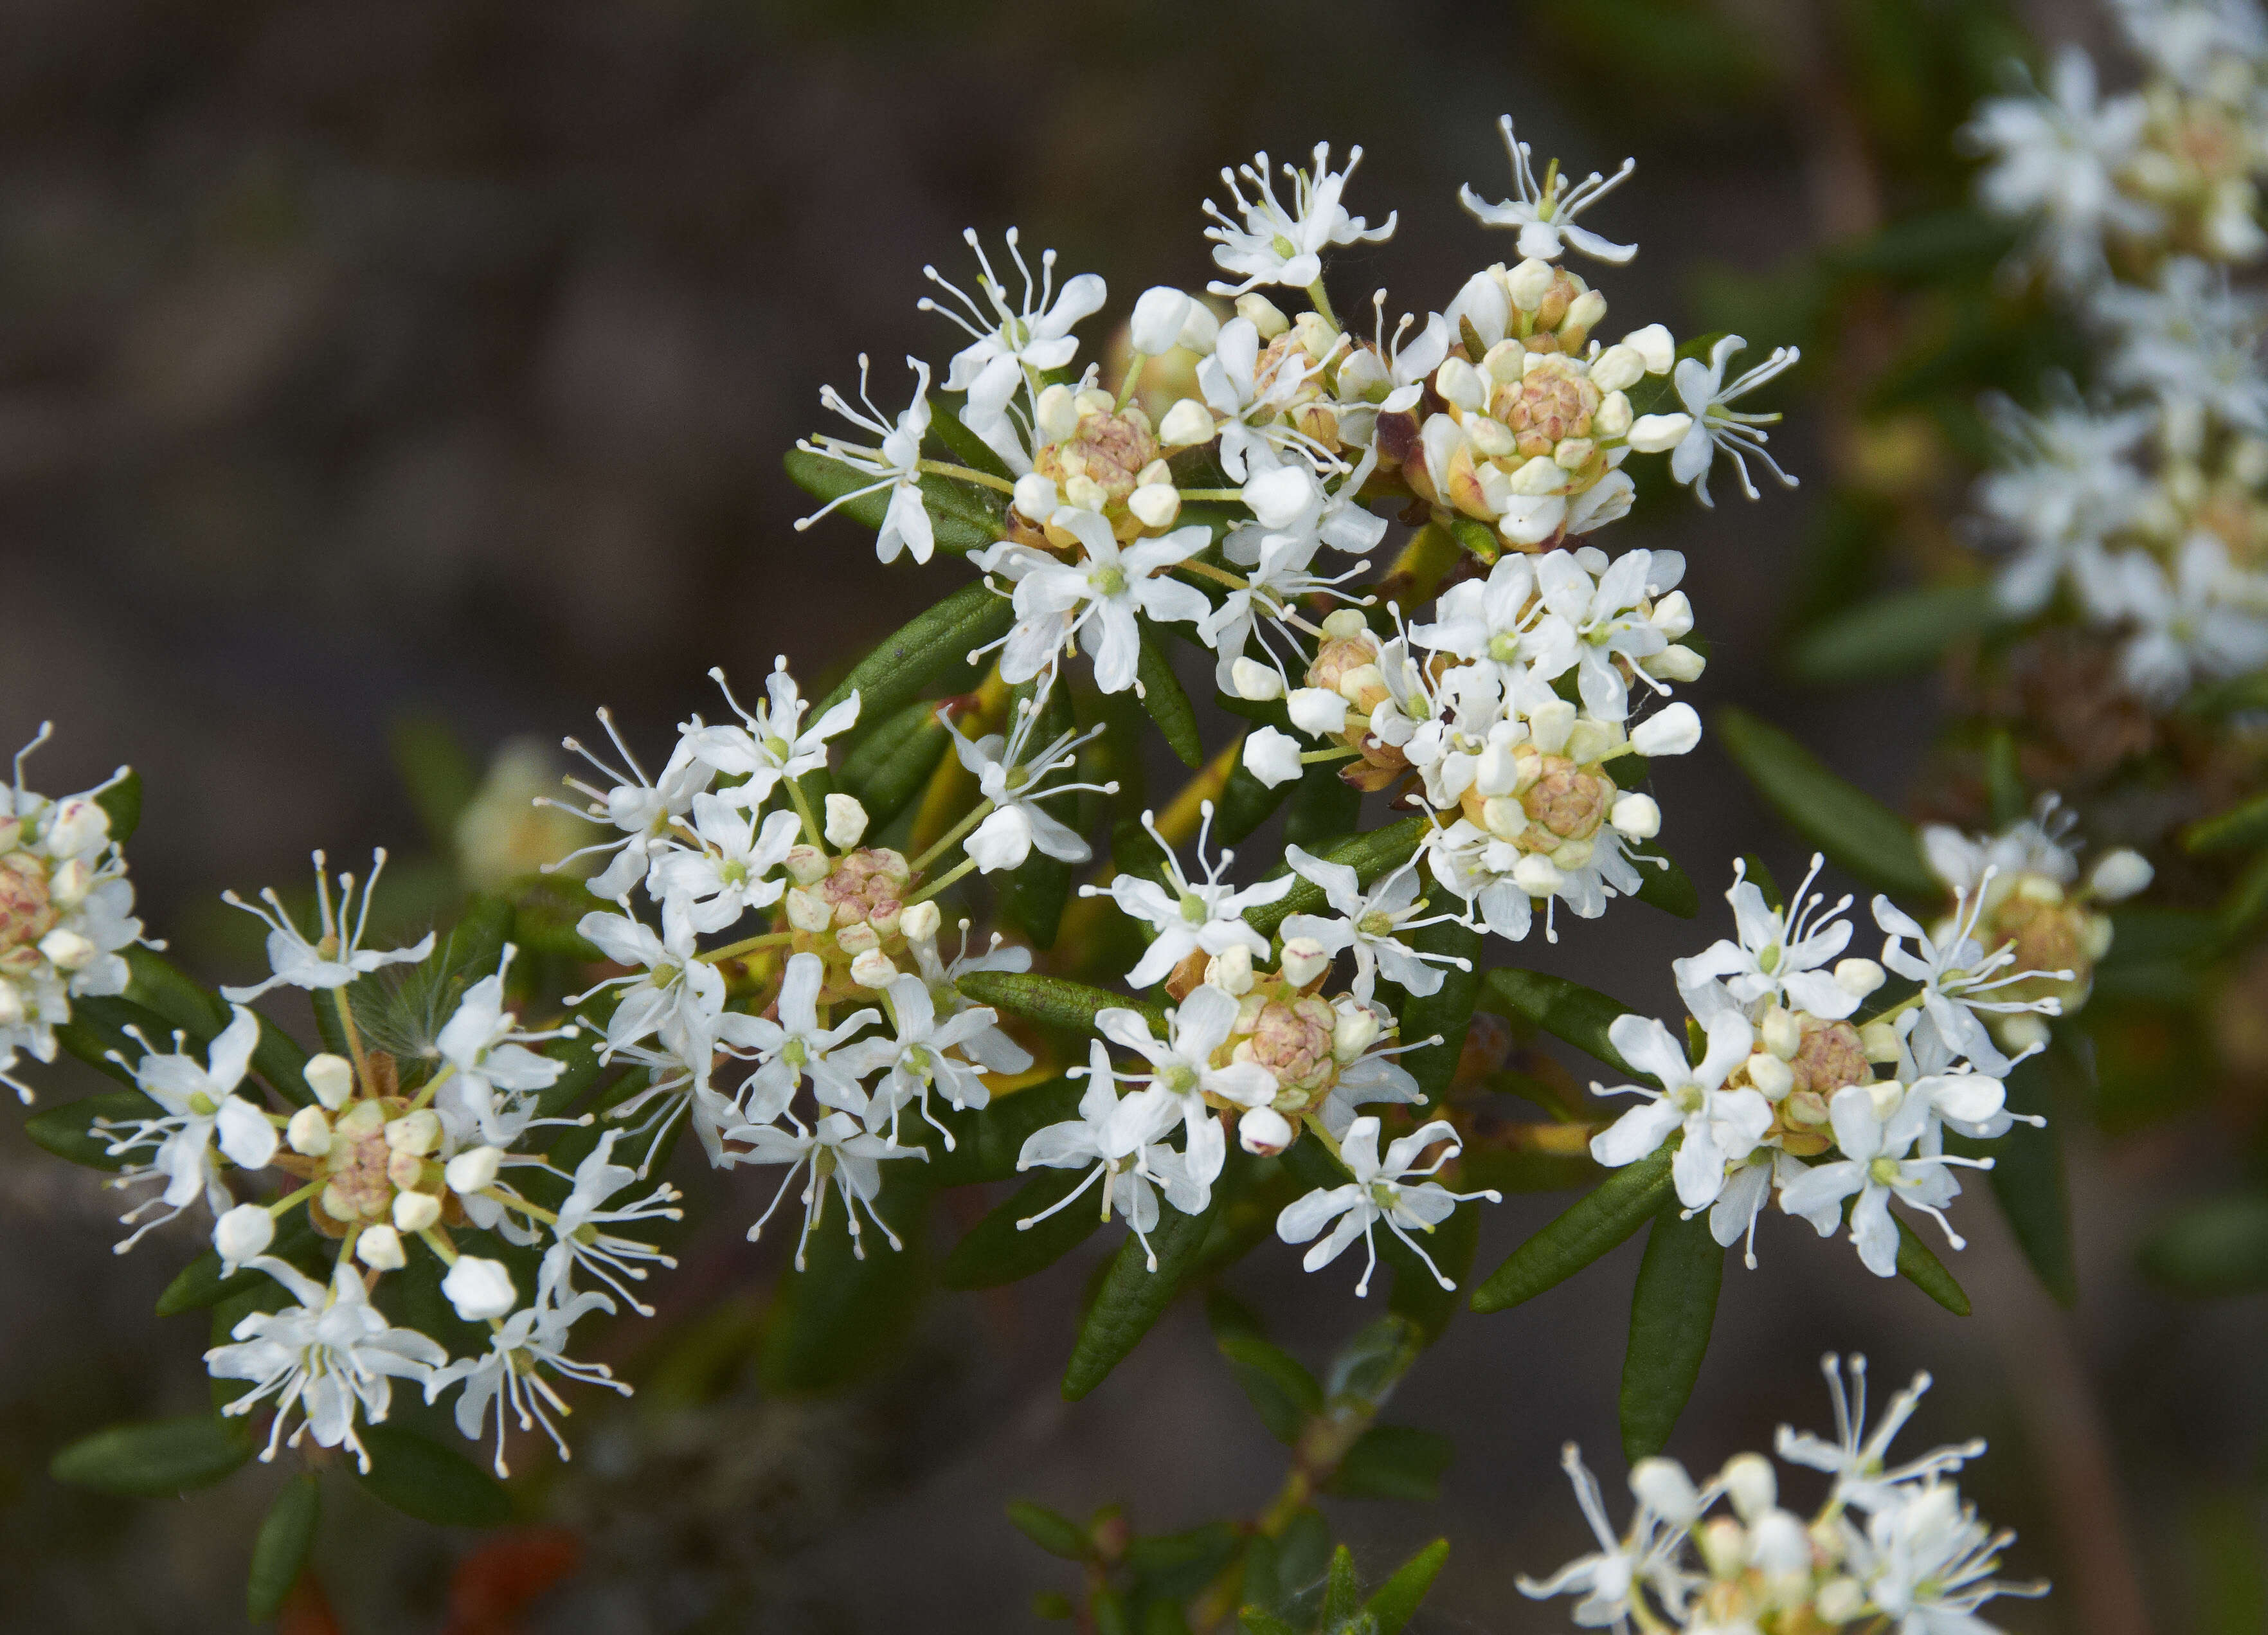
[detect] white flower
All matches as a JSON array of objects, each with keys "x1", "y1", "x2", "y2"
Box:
[
  {"x1": 650, "y1": 795, "x2": 802, "y2": 934},
  {"x1": 683, "y1": 658, "x2": 860, "y2": 812},
  {"x1": 1275, "y1": 1117, "x2": 1498, "y2": 1296},
  {"x1": 901, "y1": 918, "x2": 1036, "y2": 1078},
  {"x1": 1779, "y1": 1083, "x2": 1994, "y2": 1277},
  {"x1": 1516, "y1": 1444, "x2": 1698, "y2": 1628},
  {"x1": 835, "y1": 973, "x2": 1005, "y2": 1141},
  {"x1": 795, "y1": 354, "x2": 937, "y2": 564},
  {"x1": 1963, "y1": 46, "x2": 2156, "y2": 286},
  {"x1": 1408, "y1": 551, "x2": 1544, "y2": 672},
  {"x1": 1675, "y1": 854, "x2": 1860, "y2": 1024},
  {"x1": 206, "y1": 1258, "x2": 447, "y2": 1473},
  {"x1": 920, "y1": 226, "x2": 1106, "y2": 465},
  {"x1": 441, "y1": 1254, "x2": 519, "y2": 1321},
  {"x1": 1014, "y1": 1048, "x2": 1199, "y2": 1271},
  {"x1": 1459, "y1": 115, "x2": 1638, "y2": 264},
  {"x1": 1081, "y1": 804, "x2": 1294, "y2": 988},
  {"x1": 1872, "y1": 892, "x2": 2064, "y2": 1076},
  {"x1": 548, "y1": 713, "x2": 717, "y2": 900},
  {"x1": 1776, "y1": 1353, "x2": 1984, "y2": 1515},
  {"x1": 1668, "y1": 336, "x2": 1801, "y2": 507},
  {"x1": 444, "y1": 1289, "x2": 626, "y2": 1477},
  {"x1": 1130, "y1": 285, "x2": 1220, "y2": 356},
  {"x1": 721, "y1": 950, "x2": 881, "y2": 1121},
  {"x1": 2111, "y1": 0, "x2": 2268, "y2": 87},
  {"x1": 219, "y1": 850, "x2": 436, "y2": 1002},
  {"x1": 536, "y1": 1128, "x2": 682, "y2": 1314},
  {"x1": 734, "y1": 1108, "x2": 923, "y2": 1269},
  {"x1": 1333, "y1": 305, "x2": 1452, "y2": 446},
  {"x1": 1196, "y1": 317, "x2": 1335, "y2": 480},
  {"x1": 431, "y1": 946, "x2": 573, "y2": 1147},
  {"x1": 2111, "y1": 535, "x2": 2268, "y2": 704},
  {"x1": 572, "y1": 903, "x2": 727, "y2": 1084},
  {"x1": 945, "y1": 685, "x2": 1113, "y2": 873},
  {"x1": 1847, "y1": 1481, "x2": 2042, "y2": 1634},
  {"x1": 1279, "y1": 851, "x2": 1469, "y2": 1003},
  {"x1": 1200, "y1": 523, "x2": 1373, "y2": 692},
  {"x1": 1202, "y1": 143, "x2": 1395, "y2": 297},
  {"x1": 971, "y1": 510, "x2": 1212, "y2": 694},
  {"x1": 1973, "y1": 388, "x2": 2154, "y2": 615},
  {"x1": 1590, "y1": 1009, "x2": 1773, "y2": 1211},
  {"x1": 1526, "y1": 548, "x2": 1685, "y2": 721},
  {"x1": 2094, "y1": 258, "x2": 2268, "y2": 438},
  {"x1": 1095, "y1": 983, "x2": 1279, "y2": 1202},
  {"x1": 1711, "y1": 1147, "x2": 1817, "y2": 1269},
  {"x1": 101, "y1": 1005, "x2": 278, "y2": 1251}
]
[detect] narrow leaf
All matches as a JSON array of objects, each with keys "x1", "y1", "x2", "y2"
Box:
[
  {"x1": 1006, "y1": 1499, "x2": 1094, "y2": 1561},
  {"x1": 815, "y1": 579, "x2": 1015, "y2": 752},
  {"x1": 24, "y1": 1088, "x2": 157, "y2": 1170},
  {"x1": 1894, "y1": 1217, "x2": 1972, "y2": 1315},
  {"x1": 1328, "y1": 1424, "x2": 1453, "y2": 1503},
  {"x1": 1470, "y1": 1146, "x2": 1674, "y2": 1312},
  {"x1": 1714, "y1": 706, "x2": 1936, "y2": 899},
  {"x1": 1392, "y1": 920, "x2": 1485, "y2": 1110},
  {"x1": 924, "y1": 1076, "x2": 1085, "y2": 1187},
  {"x1": 941, "y1": 1168, "x2": 1105, "y2": 1289},
  {"x1": 955, "y1": 969, "x2": 1167, "y2": 1037},
  {"x1": 2141, "y1": 1193, "x2": 2268, "y2": 1297},
  {"x1": 95, "y1": 767, "x2": 143, "y2": 844},
  {"x1": 1137, "y1": 624, "x2": 1204, "y2": 769},
  {"x1": 2186, "y1": 789, "x2": 2268, "y2": 855},
  {"x1": 51, "y1": 1414, "x2": 252, "y2": 1497},
  {"x1": 1386, "y1": 1189, "x2": 1481, "y2": 1344},
  {"x1": 354, "y1": 1422, "x2": 514, "y2": 1526},
  {"x1": 1619, "y1": 1202, "x2": 1725, "y2": 1462},
  {"x1": 1321, "y1": 1544, "x2": 1362, "y2": 1627},
  {"x1": 1364, "y1": 1539, "x2": 1450, "y2": 1635},
  {"x1": 1063, "y1": 1184, "x2": 1225, "y2": 1400},
  {"x1": 1476, "y1": 968, "x2": 1639, "y2": 1078},
  {"x1": 760, "y1": 1166, "x2": 931, "y2": 1392},
  {"x1": 247, "y1": 1473, "x2": 321, "y2": 1621},
  {"x1": 838, "y1": 699, "x2": 953, "y2": 830},
  {"x1": 1627, "y1": 842, "x2": 1699, "y2": 918},
  {"x1": 1953, "y1": 1045, "x2": 2074, "y2": 1305},
  {"x1": 1787, "y1": 584, "x2": 1999, "y2": 683},
  {"x1": 1217, "y1": 1334, "x2": 1324, "y2": 1443},
  {"x1": 1284, "y1": 755, "x2": 1360, "y2": 847},
  {"x1": 784, "y1": 446, "x2": 1009, "y2": 557}
]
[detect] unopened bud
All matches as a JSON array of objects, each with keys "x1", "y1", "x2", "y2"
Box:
[
  {"x1": 1063, "y1": 473, "x2": 1109, "y2": 512},
  {"x1": 1159, "y1": 398, "x2": 1215, "y2": 447},
  {"x1": 1130, "y1": 285, "x2": 1195, "y2": 355},
  {"x1": 37, "y1": 928, "x2": 93, "y2": 970},
  {"x1": 1623, "y1": 323, "x2": 1675, "y2": 374},
  {"x1": 1629, "y1": 1457, "x2": 1701, "y2": 1524},
  {"x1": 1746, "y1": 1051, "x2": 1793, "y2": 1100},
  {"x1": 1279, "y1": 937, "x2": 1331, "y2": 988},
  {"x1": 1243, "y1": 727, "x2": 1304, "y2": 788},
  {"x1": 1286, "y1": 687, "x2": 1349, "y2": 735},
  {"x1": 785, "y1": 887, "x2": 833, "y2": 932},
  {"x1": 849, "y1": 948, "x2": 900, "y2": 989},
  {"x1": 1761, "y1": 1007, "x2": 1803, "y2": 1060},
  {"x1": 285, "y1": 1105, "x2": 334, "y2": 1157},
  {"x1": 824, "y1": 793, "x2": 870, "y2": 851},
  {"x1": 1237, "y1": 1104, "x2": 1293, "y2": 1155},
  {"x1": 1034, "y1": 383, "x2": 1081, "y2": 444},
  {"x1": 1332, "y1": 1005, "x2": 1382, "y2": 1060},
  {"x1": 2000, "y1": 1012, "x2": 2051, "y2": 1051},
  {"x1": 784, "y1": 845, "x2": 831, "y2": 886},
  {"x1": 1435, "y1": 356, "x2": 1487, "y2": 410},
  {"x1": 1560, "y1": 289, "x2": 1607, "y2": 338},
  {"x1": 392, "y1": 1190, "x2": 442, "y2": 1233},
  {"x1": 899, "y1": 900, "x2": 942, "y2": 946},
  {"x1": 300, "y1": 1051, "x2": 355, "y2": 1108},
  {"x1": 836, "y1": 921, "x2": 881, "y2": 956},
  {"x1": 213, "y1": 1202, "x2": 274, "y2": 1270},
  {"x1": 1644, "y1": 644, "x2": 1706, "y2": 683},
  {"x1": 1698, "y1": 1517, "x2": 1747, "y2": 1579},
  {"x1": 1629, "y1": 704, "x2": 1701, "y2": 759},
  {"x1": 1589, "y1": 343, "x2": 1645, "y2": 394},
  {"x1": 1833, "y1": 957, "x2": 1886, "y2": 998},
  {"x1": 1206, "y1": 944, "x2": 1256, "y2": 997},
  {"x1": 1512, "y1": 854, "x2": 1565, "y2": 897},
  {"x1": 356, "y1": 1224, "x2": 407, "y2": 1271},
  {"x1": 2089, "y1": 848, "x2": 2154, "y2": 901},
  {"x1": 1721, "y1": 1451, "x2": 1776, "y2": 1521},
  {"x1": 1235, "y1": 294, "x2": 1288, "y2": 339},
  {"x1": 1507, "y1": 258, "x2": 1555, "y2": 311},
  {"x1": 1859, "y1": 1020, "x2": 1902, "y2": 1063},
  {"x1": 1625, "y1": 412, "x2": 1693, "y2": 453},
  {"x1": 1230, "y1": 658, "x2": 1285, "y2": 701},
  {"x1": 384, "y1": 1108, "x2": 441, "y2": 1156},
  {"x1": 1507, "y1": 454, "x2": 1565, "y2": 496},
  {"x1": 446, "y1": 1145, "x2": 503, "y2": 1195},
  {"x1": 441, "y1": 1254, "x2": 517, "y2": 1320},
  {"x1": 1128, "y1": 483, "x2": 1181, "y2": 528},
  {"x1": 1013, "y1": 473, "x2": 1060, "y2": 521},
  {"x1": 1594, "y1": 391, "x2": 1632, "y2": 437}
]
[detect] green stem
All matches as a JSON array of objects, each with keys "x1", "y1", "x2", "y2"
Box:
[
  {"x1": 700, "y1": 928, "x2": 795, "y2": 964},
  {"x1": 1117, "y1": 351, "x2": 1148, "y2": 410},
  {"x1": 267, "y1": 1179, "x2": 320, "y2": 1217},
  {"x1": 917, "y1": 458, "x2": 1016, "y2": 494},
  {"x1": 1304, "y1": 279, "x2": 1339, "y2": 329},
  {"x1": 409, "y1": 1061, "x2": 456, "y2": 1112},
  {"x1": 910, "y1": 799, "x2": 994, "y2": 874},
  {"x1": 906, "y1": 853, "x2": 979, "y2": 906},
  {"x1": 1299, "y1": 746, "x2": 1360, "y2": 765},
  {"x1": 1176, "y1": 487, "x2": 1244, "y2": 502},
  {"x1": 786, "y1": 777, "x2": 827, "y2": 849}
]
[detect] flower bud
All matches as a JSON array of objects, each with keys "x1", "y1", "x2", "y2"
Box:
[
  {"x1": 1238, "y1": 1104, "x2": 1293, "y2": 1155},
  {"x1": 388, "y1": 1148, "x2": 428, "y2": 1191},
  {"x1": 836, "y1": 921, "x2": 880, "y2": 956},
  {"x1": 2089, "y1": 848, "x2": 2154, "y2": 901},
  {"x1": 284, "y1": 1105, "x2": 332, "y2": 1157},
  {"x1": 1128, "y1": 483, "x2": 1181, "y2": 528},
  {"x1": 1279, "y1": 937, "x2": 1332, "y2": 987},
  {"x1": 1013, "y1": 473, "x2": 1060, "y2": 522},
  {"x1": 1601, "y1": 793, "x2": 1658, "y2": 845},
  {"x1": 849, "y1": 948, "x2": 900, "y2": 989},
  {"x1": 785, "y1": 886, "x2": 833, "y2": 933},
  {"x1": 446, "y1": 1145, "x2": 503, "y2": 1195},
  {"x1": 1229, "y1": 658, "x2": 1285, "y2": 702},
  {"x1": 1435, "y1": 356, "x2": 1487, "y2": 411},
  {"x1": 1629, "y1": 704, "x2": 1701, "y2": 759},
  {"x1": 1241, "y1": 726, "x2": 1302, "y2": 788},
  {"x1": 1761, "y1": 1007, "x2": 1803, "y2": 1060},
  {"x1": 1159, "y1": 398, "x2": 1215, "y2": 447},
  {"x1": 45, "y1": 799, "x2": 109, "y2": 857},
  {"x1": 1834, "y1": 957, "x2": 1886, "y2": 998},
  {"x1": 392, "y1": 1189, "x2": 442, "y2": 1233},
  {"x1": 1721, "y1": 1451, "x2": 1776, "y2": 1521},
  {"x1": 899, "y1": 899, "x2": 942, "y2": 946},
  {"x1": 824, "y1": 794, "x2": 870, "y2": 851},
  {"x1": 1629, "y1": 1456, "x2": 1702, "y2": 1524},
  {"x1": 1785, "y1": 1088, "x2": 1830, "y2": 1126},
  {"x1": 1623, "y1": 323, "x2": 1675, "y2": 374},
  {"x1": 1286, "y1": 687, "x2": 1349, "y2": 736},
  {"x1": 1698, "y1": 1517, "x2": 1747, "y2": 1579},
  {"x1": 441, "y1": 1254, "x2": 518, "y2": 1321},
  {"x1": 1560, "y1": 289, "x2": 1607, "y2": 341},
  {"x1": 38, "y1": 927, "x2": 92, "y2": 970},
  {"x1": 1527, "y1": 697, "x2": 1576, "y2": 755},
  {"x1": 1206, "y1": 944, "x2": 1256, "y2": 997},
  {"x1": 1506, "y1": 454, "x2": 1565, "y2": 496},
  {"x1": 1625, "y1": 412, "x2": 1693, "y2": 453},
  {"x1": 1589, "y1": 343, "x2": 1646, "y2": 394},
  {"x1": 1816, "y1": 1579, "x2": 1866, "y2": 1623},
  {"x1": 1747, "y1": 1051, "x2": 1793, "y2": 1101},
  {"x1": 1063, "y1": 473, "x2": 1109, "y2": 512},
  {"x1": 1643, "y1": 645, "x2": 1706, "y2": 683},
  {"x1": 1236, "y1": 293, "x2": 1289, "y2": 339},
  {"x1": 356, "y1": 1223, "x2": 407, "y2": 1271},
  {"x1": 213, "y1": 1202, "x2": 274, "y2": 1270},
  {"x1": 385, "y1": 1108, "x2": 441, "y2": 1156},
  {"x1": 1035, "y1": 383, "x2": 1080, "y2": 444},
  {"x1": 1511, "y1": 854, "x2": 1565, "y2": 897},
  {"x1": 1507, "y1": 258, "x2": 1556, "y2": 311},
  {"x1": 1593, "y1": 391, "x2": 1632, "y2": 437},
  {"x1": 1130, "y1": 286, "x2": 1194, "y2": 355},
  {"x1": 1332, "y1": 1004, "x2": 1382, "y2": 1060},
  {"x1": 304, "y1": 1053, "x2": 354, "y2": 1110},
  {"x1": 1860, "y1": 1020, "x2": 1903, "y2": 1062},
  {"x1": 2000, "y1": 1012, "x2": 2051, "y2": 1051}
]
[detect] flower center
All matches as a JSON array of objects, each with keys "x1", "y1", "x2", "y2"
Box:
[
  {"x1": 1869, "y1": 1155, "x2": 1904, "y2": 1186},
  {"x1": 1091, "y1": 563, "x2": 1128, "y2": 598}
]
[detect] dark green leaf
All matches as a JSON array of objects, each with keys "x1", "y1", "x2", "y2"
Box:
[
  {"x1": 1787, "y1": 584, "x2": 2000, "y2": 683},
  {"x1": 838, "y1": 699, "x2": 953, "y2": 831},
  {"x1": 1471, "y1": 1146, "x2": 1674, "y2": 1312},
  {"x1": 1323, "y1": 1314, "x2": 1425, "y2": 1405},
  {"x1": 1626, "y1": 842, "x2": 1699, "y2": 918},
  {"x1": 1895, "y1": 1216, "x2": 1972, "y2": 1315},
  {"x1": 1714, "y1": 706, "x2": 1936, "y2": 899},
  {"x1": 1740, "y1": 854, "x2": 1783, "y2": 911},
  {"x1": 1063, "y1": 1179, "x2": 1225, "y2": 1400},
  {"x1": 955, "y1": 970, "x2": 1167, "y2": 1038},
  {"x1": 1245, "y1": 818, "x2": 1428, "y2": 939},
  {"x1": 94, "y1": 768, "x2": 142, "y2": 844},
  {"x1": 1322, "y1": 1544, "x2": 1363, "y2": 1627},
  {"x1": 1284, "y1": 755, "x2": 1361, "y2": 848},
  {"x1": 354, "y1": 1422, "x2": 514, "y2": 1526},
  {"x1": 2186, "y1": 789, "x2": 2268, "y2": 855},
  {"x1": 1392, "y1": 920, "x2": 1484, "y2": 1110},
  {"x1": 815, "y1": 579, "x2": 1016, "y2": 753},
  {"x1": 1476, "y1": 967, "x2": 1639, "y2": 1078},
  {"x1": 123, "y1": 946, "x2": 311, "y2": 1106},
  {"x1": 1007, "y1": 1499, "x2": 1094, "y2": 1561},
  {"x1": 1386, "y1": 1188, "x2": 1481, "y2": 1344},
  {"x1": 1364, "y1": 1539, "x2": 1449, "y2": 1635},
  {"x1": 1127, "y1": 1521, "x2": 1241, "y2": 1603},
  {"x1": 1328, "y1": 1425, "x2": 1453, "y2": 1502},
  {"x1": 1983, "y1": 728, "x2": 2028, "y2": 829},
  {"x1": 388, "y1": 716, "x2": 482, "y2": 853},
  {"x1": 1217, "y1": 1334, "x2": 1324, "y2": 1443},
  {"x1": 247, "y1": 1473, "x2": 321, "y2": 1621},
  {"x1": 942, "y1": 1168, "x2": 1105, "y2": 1289},
  {"x1": 24, "y1": 1088, "x2": 158, "y2": 1169},
  {"x1": 929, "y1": 390, "x2": 1017, "y2": 480},
  {"x1": 760, "y1": 1165, "x2": 931, "y2": 1392},
  {"x1": 2141, "y1": 1193, "x2": 2268, "y2": 1297},
  {"x1": 1619, "y1": 1202, "x2": 1724, "y2": 1462},
  {"x1": 1238, "y1": 1612, "x2": 1302, "y2": 1635},
  {"x1": 784, "y1": 446, "x2": 1009, "y2": 557},
  {"x1": 50, "y1": 1414, "x2": 252, "y2": 1497},
  {"x1": 1950, "y1": 1045, "x2": 2074, "y2": 1305},
  {"x1": 924, "y1": 1076, "x2": 1084, "y2": 1186},
  {"x1": 1137, "y1": 624, "x2": 1204, "y2": 769}
]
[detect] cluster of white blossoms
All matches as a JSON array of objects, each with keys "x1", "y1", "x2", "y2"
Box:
[
  {"x1": 1967, "y1": 0, "x2": 2268, "y2": 703},
  {"x1": 1522, "y1": 1354, "x2": 2043, "y2": 1634},
  {"x1": 1588, "y1": 834, "x2": 2145, "y2": 1276},
  {"x1": 0, "y1": 726, "x2": 143, "y2": 1105}
]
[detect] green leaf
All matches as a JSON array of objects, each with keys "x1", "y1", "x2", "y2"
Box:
[
  {"x1": 1823, "y1": 206, "x2": 2019, "y2": 282},
  {"x1": 1007, "y1": 1499, "x2": 1094, "y2": 1561},
  {"x1": 1217, "y1": 1334, "x2": 1324, "y2": 1443},
  {"x1": 2141, "y1": 1193, "x2": 2268, "y2": 1297},
  {"x1": 158, "y1": 1213, "x2": 323, "y2": 1317},
  {"x1": 1983, "y1": 728, "x2": 2028, "y2": 829},
  {"x1": 388, "y1": 715, "x2": 482, "y2": 852},
  {"x1": 1386, "y1": 1188, "x2": 1481, "y2": 1344},
  {"x1": 1471, "y1": 1146, "x2": 1674, "y2": 1312},
  {"x1": 1245, "y1": 817, "x2": 1428, "y2": 939},
  {"x1": 1137, "y1": 623, "x2": 1204, "y2": 769},
  {"x1": 1127, "y1": 1520, "x2": 1241, "y2": 1602},
  {"x1": 760, "y1": 1165, "x2": 931, "y2": 1393},
  {"x1": 354, "y1": 1422, "x2": 514, "y2": 1526},
  {"x1": 1950, "y1": 1045, "x2": 2074, "y2": 1305},
  {"x1": 1063, "y1": 1179, "x2": 1226, "y2": 1400},
  {"x1": 1475, "y1": 967, "x2": 1639, "y2": 1078},
  {"x1": 955, "y1": 969, "x2": 1167, "y2": 1038},
  {"x1": 94, "y1": 768, "x2": 142, "y2": 844},
  {"x1": 1214, "y1": 736, "x2": 1293, "y2": 846},
  {"x1": 1627, "y1": 842, "x2": 1699, "y2": 918},
  {"x1": 1238, "y1": 1612, "x2": 1302, "y2": 1635},
  {"x1": 838, "y1": 698, "x2": 953, "y2": 831},
  {"x1": 1714, "y1": 706, "x2": 1936, "y2": 898},
  {"x1": 1619, "y1": 1201, "x2": 1725, "y2": 1463},
  {"x1": 1324, "y1": 1314, "x2": 1426, "y2": 1405},
  {"x1": 24, "y1": 1087, "x2": 158, "y2": 1169},
  {"x1": 924, "y1": 1076, "x2": 1085, "y2": 1187},
  {"x1": 1284, "y1": 754, "x2": 1361, "y2": 848},
  {"x1": 784, "y1": 446, "x2": 1009, "y2": 557},
  {"x1": 1787, "y1": 584, "x2": 2000, "y2": 683},
  {"x1": 51, "y1": 1413, "x2": 253, "y2": 1497},
  {"x1": 1895, "y1": 1216, "x2": 1972, "y2": 1315},
  {"x1": 247, "y1": 1473, "x2": 321, "y2": 1621},
  {"x1": 1364, "y1": 1539, "x2": 1449, "y2": 1635},
  {"x1": 2185, "y1": 789, "x2": 2268, "y2": 855},
  {"x1": 123, "y1": 946, "x2": 311, "y2": 1105},
  {"x1": 1328, "y1": 1424, "x2": 1453, "y2": 1502},
  {"x1": 941, "y1": 1168, "x2": 1104, "y2": 1289},
  {"x1": 815, "y1": 579, "x2": 1016, "y2": 753},
  {"x1": 1322, "y1": 1544, "x2": 1363, "y2": 1627},
  {"x1": 1392, "y1": 920, "x2": 1485, "y2": 1110}
]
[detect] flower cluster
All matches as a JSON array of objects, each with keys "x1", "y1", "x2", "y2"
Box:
[
  {"x1": 1522, "y1": 1353, "x2": 2042, "y2": 1634},
  {"x1": 1589, "y1": 851, "x2": 2098, "y2": 1276},
  {"x1": 1967, "y1": 7, "x2": 2268, "y2": 703},
  {"x1": 0, "y1": 726, "x2": 143, "y2": 1104}
]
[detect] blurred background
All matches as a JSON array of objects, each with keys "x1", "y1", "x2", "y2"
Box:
[{"x1": 1, "y1": 0, "x2": 2258, "y2": 1629}]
